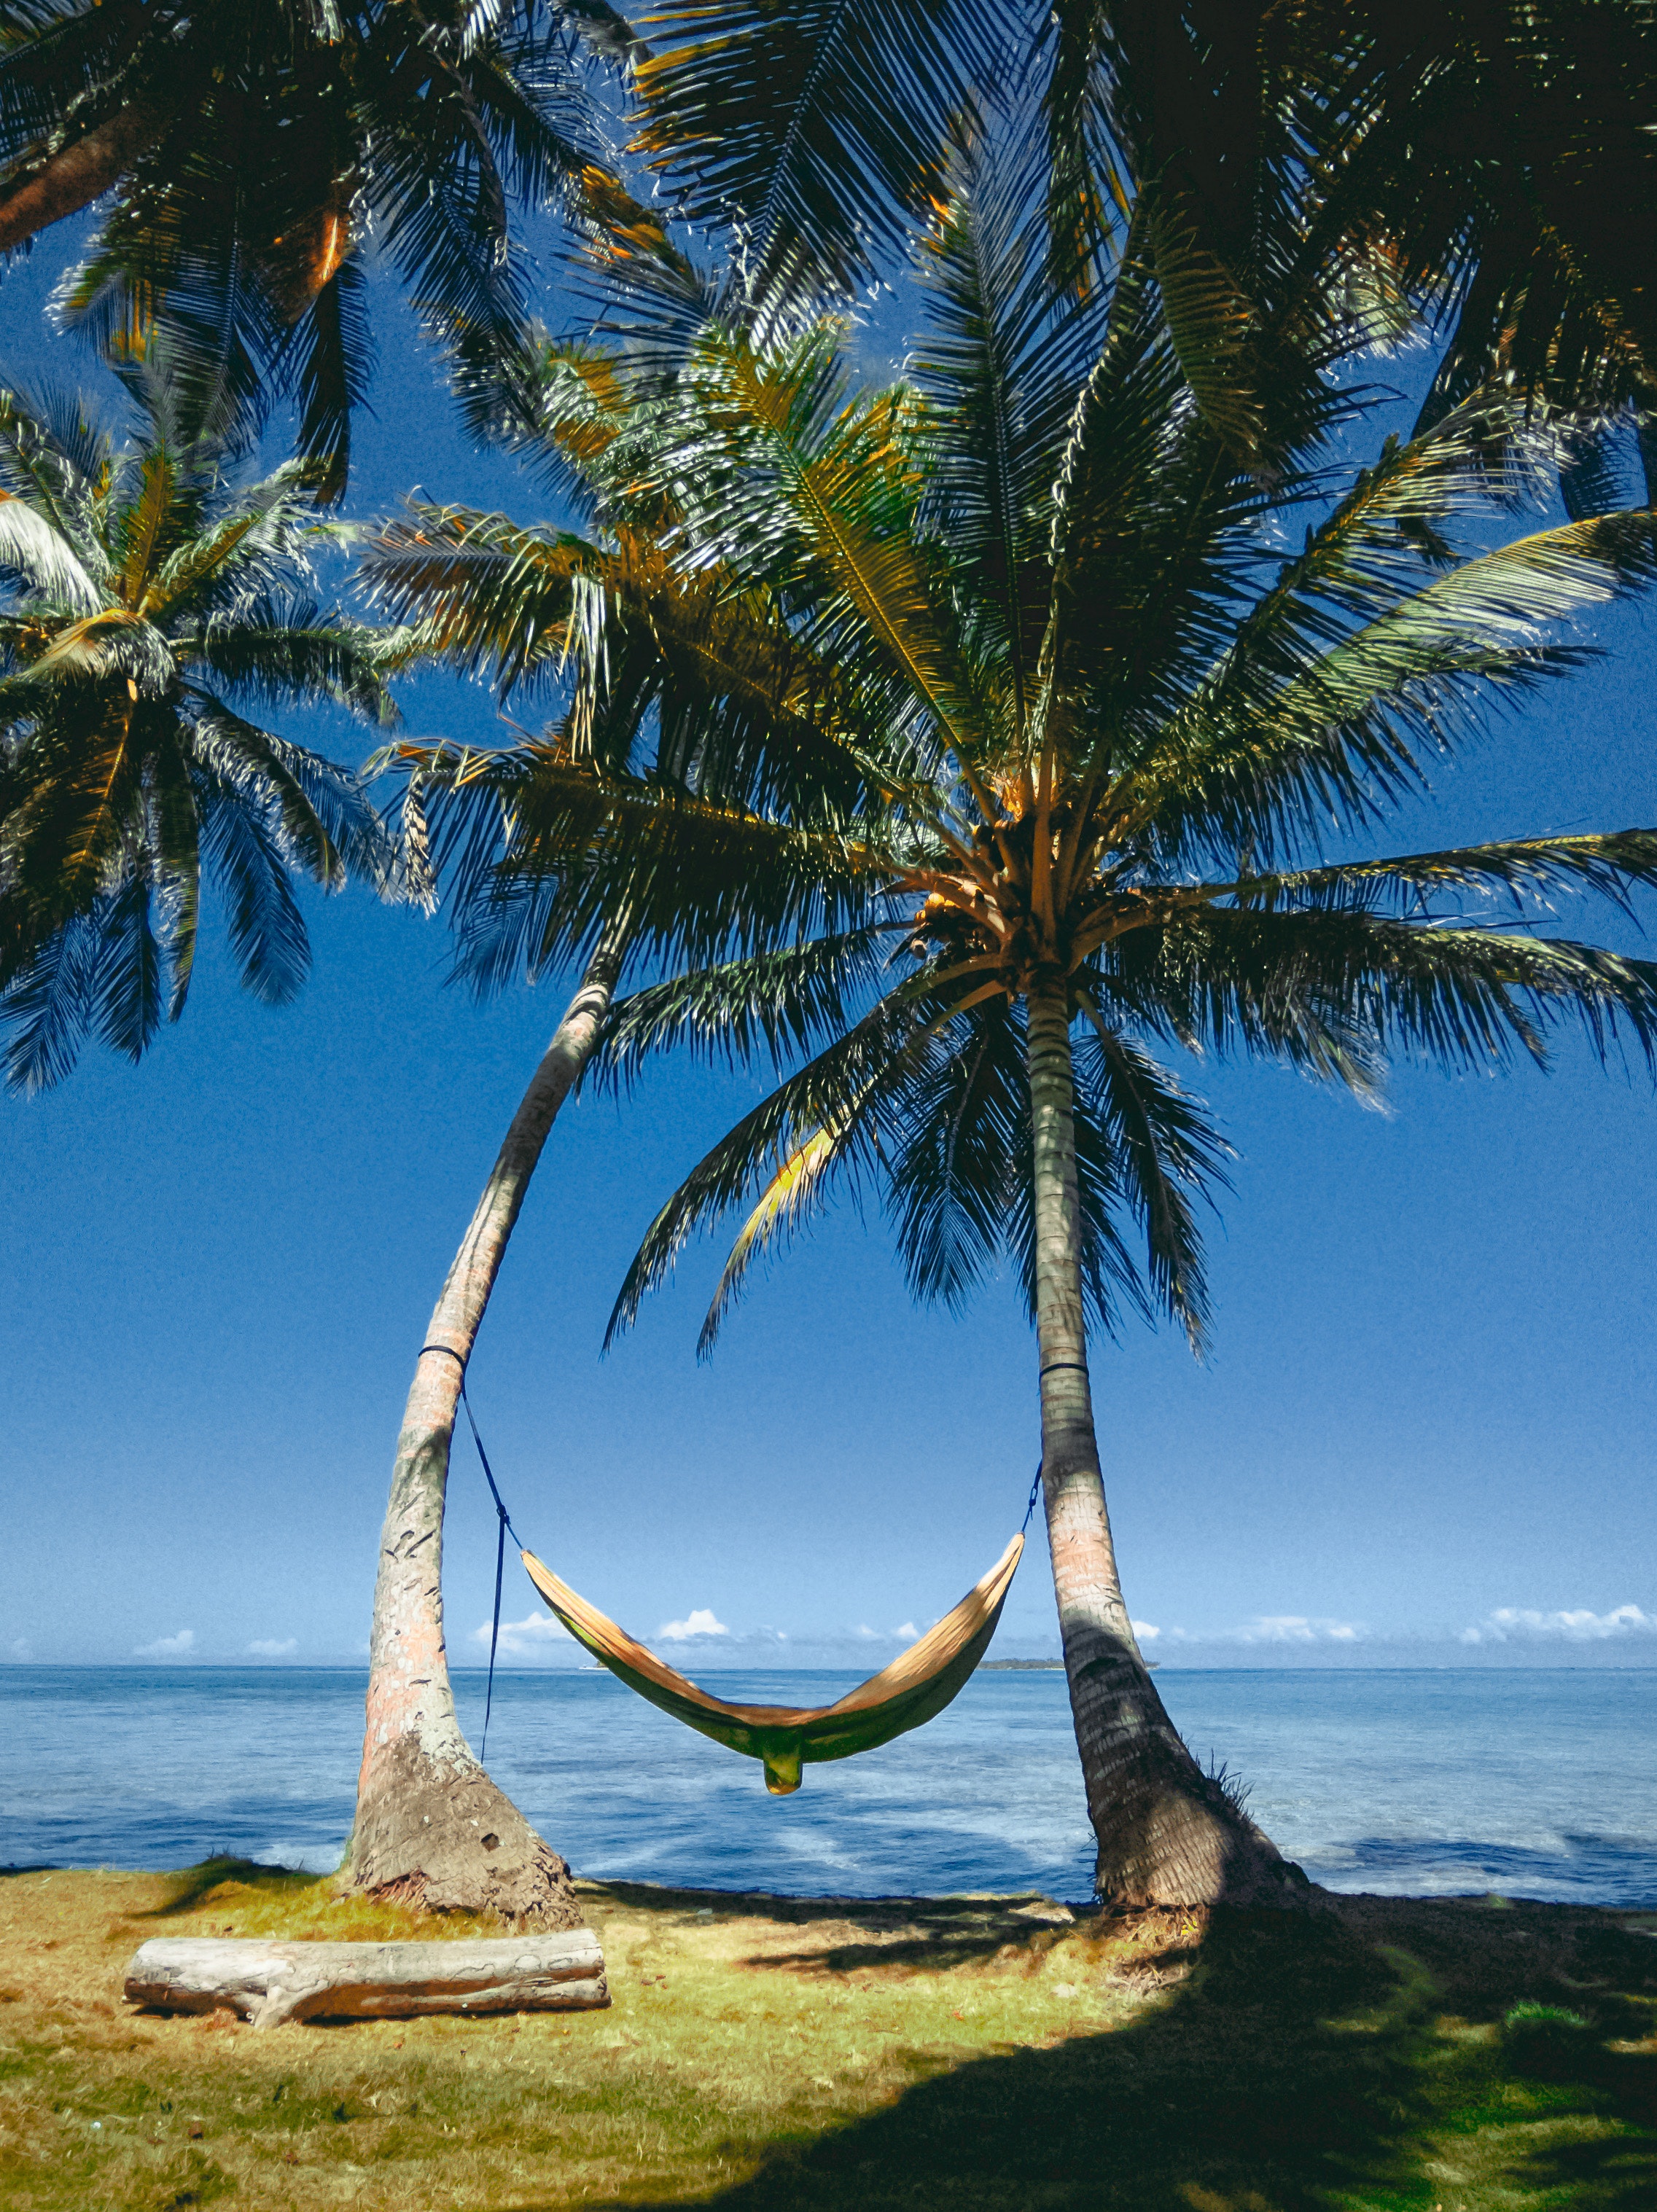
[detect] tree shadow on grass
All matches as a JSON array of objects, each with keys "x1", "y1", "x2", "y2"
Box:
[
  {"x1": 139, "y1": 1856, "x2": 321, "y2": 1918},
  {"x1": 1508, "y1": 2131, "x2": 1657, "y2": 2212},
  {"x1": 0, "y1": 1855, "x2": 321, "y2": 1914},
  {"x1": 586, "y1": 1879, "x2": 1086, "y2": 1977},
  {"x1": 592, "y1": 1896, "x2": 1657, "y2": 2212}
]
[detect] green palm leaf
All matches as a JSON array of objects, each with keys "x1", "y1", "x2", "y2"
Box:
[
  {"x1": 1, "y1": 370, "x2": 398, "y2": 1087},
  {"x1": 632, "y1": 0, "x2": 1008, "y2": 297}
]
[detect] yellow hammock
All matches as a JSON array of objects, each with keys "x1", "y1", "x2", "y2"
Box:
[{"x1": 520, "y1": 1534, "x2": 1024, "y2": 1794}]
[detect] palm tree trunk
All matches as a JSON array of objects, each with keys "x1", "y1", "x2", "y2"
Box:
[
  {"x1": 343, "y1": 927, "x2": 626, "y2": 1919},
  {"x1": 0, "y1": 103, "x2": 167, "y2": 254},
  {"x1": 1024, "y1": 979, "x2": 1304, "y2": 1908}
]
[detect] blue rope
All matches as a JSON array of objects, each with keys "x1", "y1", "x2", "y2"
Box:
[
  {"x1": 1023, "y1": 1461, "x2": 1043, "y2": 1533},
  {"x1": 421, "y1": 1345, "x2": 521, "y2": 1762}
]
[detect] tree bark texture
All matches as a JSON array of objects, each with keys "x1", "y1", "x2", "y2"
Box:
[
  {"x1": 124, "y1": 1934, "x2": 608, "y2": 2028},
  {"x1": 0, "y1": 104, "x2": 166, "y2": 254},
  {"x1": 346, "y1": 930, "x2": 627, "y2": 1919},
  {"x1": 1024, "y1": 982, "x2": 1304, "y2": 1908}
]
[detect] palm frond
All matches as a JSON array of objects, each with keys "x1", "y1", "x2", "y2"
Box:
[
  {"x1": 0, "y1": 906, "x2": 99, "y2": 1093},
  {"x1": 698, "y1": 1114, "x2": 857, "y2": 1356},
  {"x1": 1145, "y1": 186, "x2": 1265, "y2": 467},
  {"x1": 0, "y1": 380, "x2": 111, "y2": 566},
  {"x1": 278, "y1": 251, "x2": 377, "y2": 509},
  {"x1": 910, "y1": 112, "x2": 1104, "y2": 730},
  {"x1": 713, "y1": 338, "x2": 988, "y2": 765},
  {"x1": 91, "y1": 864, "x2": 165, "y2": 1063},
  {"x1": 184, "y1": 700, "x2": 348, "y2": 893},
  {"x1": 0, "y1": 488, "x2": 102, "y2": 611},
  {"x1": 605, "y1": 966, "x2": 979, "y2": 1346},
  {"x1": 1073, "y1": 1004, "x2": 1228, "y2": 1350},
  {"x1": 632, "y1": 0, "x2": 1009, "y2": 299},
  {"x1": 195, "y1": 774, "x2": 313, "y2": 1007},
  {"x1": 1037, "y1": 0, "x2": 1126, "y2": 298},
  {"x1": 1128, "y1": 498, "x2": 1657, "y2": 867},
  {"x1": 1223, "y1": 829, "x2": 1657, "y2": 922},
  {"x1": 882, "y1": 996, "x2": 1032, "y2": 1316},
  {"x1": 362, "y1": 504, "x2": 602, "y2": 694},
  {"x1": 185, "y1": 606, "x2": 398, "y2": 724},
  {"x1": 590, "y1": 926, "x2": 891, "y2": 1090},
  {"x1": 405, "y1": 739, "x2": 884, "y2": 980},
  {"x1": 1120, "y1": 906, "x2": 1657, "y2": 1082}
]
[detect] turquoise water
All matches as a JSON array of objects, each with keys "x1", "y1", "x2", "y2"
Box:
[{"x1": 2, "y1": 1665, "x2": 1653, "y2": 1905}]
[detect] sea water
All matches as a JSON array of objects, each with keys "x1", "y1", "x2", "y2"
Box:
[{"x1": 2, "y1": 1665, "x2": 1653, "y2": 1906}]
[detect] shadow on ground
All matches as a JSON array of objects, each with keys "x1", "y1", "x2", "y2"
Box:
[
  {"x1": 594, "y1": 1893, "x2": 1657, "y2": 2212},
  {"x1": 589, "y1": 1878, "x2": 1088, "y2": 1977},
  {"x1": 137, "y1": 1855, "x2": 319, "y2": 1918}
]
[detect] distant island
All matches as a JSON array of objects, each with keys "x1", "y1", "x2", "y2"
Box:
[{"x1": 981, "y1": 1657, "x2": 1159, "y2": 1671}]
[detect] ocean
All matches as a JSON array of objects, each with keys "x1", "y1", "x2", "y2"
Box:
[{"x1": 2, "y1": 1665, "x2": 1653, "y2": 1906}]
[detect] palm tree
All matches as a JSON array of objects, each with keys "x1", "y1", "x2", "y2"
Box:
[
  {"x1": 339, "y1": 394, "x2": 879, "y2": 1913},
  {"x1": 0, "y1": 359, "x2": 397, "y2": 1090},
  {"x1": 447, "y1": 148, "x2": 1657, "y2": 1905},
  {"x1": 0, "y1": 1, "x2": 640, "y2": 499},
  {"x1": 636, "y1": 1, "x2": 1657, "y2": 493}
]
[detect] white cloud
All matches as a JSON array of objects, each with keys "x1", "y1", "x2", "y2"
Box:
[
  {"x1": 855, "y1": 1623, "x2": 880, "y2": 1640},
  {"x1": 135, "y1": 1628, "x2": 195, "y2": 1658},
  {"x1": 9, "y1": 1637, "x2": 33, "y2": 1660},
  {"x1": 1131, "y1": 1619, "x2": 1160, "y2": 1642},
  {"x1": 894, "y1": 1622, "x2": 918, "y2": 1642},
  {"x1": 473, "y1": 1610, "x2": 572, "y2": 1656},
  {"x1": 246, "y1": 1638, "x2": 297, "y2": 1657},
  {"x1": 1236, "y1": 1615, "x2": 1362, "y2": 1646},
  {"x1": 1460, "y1": 1603, "x2": 1656, "y2": 1646},
  {"x1": 658, "y1": 1608, "x2": 729, "y2": 1641},
  {"x1": 1161, "y1": 1615, "x2": 1364, "y2": 1647}
]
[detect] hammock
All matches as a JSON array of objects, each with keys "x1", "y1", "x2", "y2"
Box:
[{"x1": 520, "y1": 1534, "x2": 1024, "y2": 1794}]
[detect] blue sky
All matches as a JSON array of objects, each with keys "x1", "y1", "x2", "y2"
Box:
[{"x1": 2, "y1": 213, "x2": 1656, "y2": 1676}]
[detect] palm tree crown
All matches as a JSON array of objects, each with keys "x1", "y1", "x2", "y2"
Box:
[
  {"x1": 402, "y1": 164, "x2": 1657, "y2": 1353},
  {"x1": 0, "y1": 0, "x2": 639, "y2": 498},
  {"x1": 0, "y1": 362, "x2": 398, "y2": 1091}
]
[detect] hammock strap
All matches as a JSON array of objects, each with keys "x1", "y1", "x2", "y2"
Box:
[
  {"x1": 420, "y1": 1344, "x2": 521, "y2": 1761},
  {"x1": 1029, "y1": 1356, "x2": 1086, "y2": 1541},
  {"x1": 1027, "y1": 1356, "x2": 1087, "y2": 1535},
  {"x1": 1022, "y1": 1461, "x2": 1043, "y2": 1534}
]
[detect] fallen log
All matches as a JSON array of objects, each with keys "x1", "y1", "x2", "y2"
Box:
[{"x1": 122, "y1": 1932, "x2": 609, "y2": 2028}]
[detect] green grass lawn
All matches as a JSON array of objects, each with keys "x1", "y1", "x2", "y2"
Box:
[{"x1": 0, "y1": 1861, "x2": 1652, "y2": 2209}]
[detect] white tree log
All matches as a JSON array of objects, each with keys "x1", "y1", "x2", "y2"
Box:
[{"x1": 123, "y1": 1932, "x2": 608, "y2": 2028}]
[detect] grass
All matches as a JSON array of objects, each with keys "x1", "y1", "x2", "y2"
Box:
[{"x1": 0, "y1": 1862, "x2": 1653, "y2": 2210}]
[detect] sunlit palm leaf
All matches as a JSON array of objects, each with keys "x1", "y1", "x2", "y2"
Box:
[
  {"x1": 698, "y1": 1117, "x2": 852, "y2": 1355},
  {"x1": 0, "y1": 490, "x2": 102, "y2": 612}
]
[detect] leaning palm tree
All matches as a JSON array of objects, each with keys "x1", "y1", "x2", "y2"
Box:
[
  {"x1": 342, "y1": 395, "x2": 878, "y2": 1915},
  {"x1": 447, "y1": 149, "x2": 1657, "y2": 1905},
  {"x1": 0, "y1": 0, "x2": 639, "y2": 498},
  {"x1": 0, "y1": 361, "x2": 397, "y2": 1090}
]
